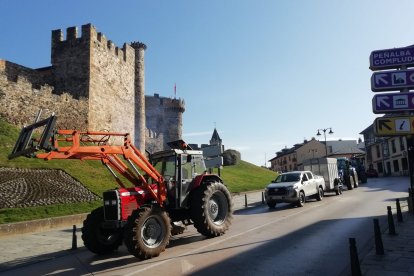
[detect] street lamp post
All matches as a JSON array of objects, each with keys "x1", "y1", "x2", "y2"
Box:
[{"x1": 316, "y1": 128, "x2": 334, "y2": 157}]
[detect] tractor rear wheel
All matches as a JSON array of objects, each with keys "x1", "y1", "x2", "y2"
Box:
[
  {"x1": 124, "y1": 205, "x2": 171, "y2": 260},
  {"x1": 346, "y1": 175, "x2": 354, "y2": 190},
  {"x1": 81, "y1": 207, "x2": 123, "y2": 254},
  {"x1": 352, "y1": 173, "x2": 359, "y2": 188},
  {"x1": 190, "y1": 181, "x2": 233, "y2": 238}
]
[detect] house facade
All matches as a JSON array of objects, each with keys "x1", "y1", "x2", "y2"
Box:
[
  {"x1": 269, "y1": 138, "x2": 366, "y2": 173},
  {"x1": 269, "y1": 139, "x2": 326, "y2": 172},
  {"x1": 360, "y1": 125, "x2": 408, "y2": 176}
]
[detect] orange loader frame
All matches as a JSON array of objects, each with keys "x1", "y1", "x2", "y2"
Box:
[{"x1": 9, "y1": 115, "x2": 167, "y2": 206}]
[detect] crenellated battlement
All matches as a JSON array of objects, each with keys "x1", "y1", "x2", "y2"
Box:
[
  {"x1": 52, "y1": 24, "x2": 133, "y2": 62},
  {"x1": 165, "y1": 98, "x2": 185, "y2": 113},
  {"x1": 146, "y1": 93, "x2": 185, "y2": 112}
]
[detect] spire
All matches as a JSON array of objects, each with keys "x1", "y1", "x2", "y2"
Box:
[{"x1": 210, "y1": 128, "x2": 222, "y2": 145}]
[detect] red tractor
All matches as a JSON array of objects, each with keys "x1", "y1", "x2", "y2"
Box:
[{"x1": 9, "y1": 115, "x2": 233, "y2": 259}]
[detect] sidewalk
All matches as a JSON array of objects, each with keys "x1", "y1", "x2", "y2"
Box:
[{"x1": 360, "y1": 208, "x2": 414, "y2": 275}]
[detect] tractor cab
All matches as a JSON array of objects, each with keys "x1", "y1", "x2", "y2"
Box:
[{"x1": 150, "y1": 142, "x2": 207, "y2": 209}]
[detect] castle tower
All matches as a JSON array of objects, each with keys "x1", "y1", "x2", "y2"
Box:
[
  {"x1": 131, "y1": 42, "x2": 146, "y2": 153},
  {"x1": 51, "y1": 25, "x2": 91, "y2": 98},
  {"x1": 165, "y1": 98, "x2": 185, "y2": 143},
  {"x1": 50, "y1": 24, "x2": 136, "y2": 139},
  {"x1": 145, "y1": 94, "x2": 185, "y2": 153}
]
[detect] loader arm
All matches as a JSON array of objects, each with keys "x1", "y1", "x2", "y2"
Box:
[{"x1": 8, "y1": 115, "x2": 167, "y2": 205}]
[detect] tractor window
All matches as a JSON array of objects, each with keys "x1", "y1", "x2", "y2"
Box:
[
  {"x1": 153, "y1": 155, "x2": 176, "y2": 179},
  {"x1": 181, "y1": 154, "x2": 206, "y2": 179},
  {"x1": 182, "y1": 160, "x2": 192, "y2": 180},
  {"x1": 192, "y1": 155, "x2": 206, "y2": 176}
]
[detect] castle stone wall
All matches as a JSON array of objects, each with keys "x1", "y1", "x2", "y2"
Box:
[
  {"x1": 0, "y1": 60, "x2": 88, "y2": 130},
  {"x1": 88, "y1": 25, "x2": 135, "y2": 136}
]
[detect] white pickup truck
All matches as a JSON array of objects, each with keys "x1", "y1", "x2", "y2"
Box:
[{"x1": 264, "y1": 171, "x2": 325, "y2": 208}]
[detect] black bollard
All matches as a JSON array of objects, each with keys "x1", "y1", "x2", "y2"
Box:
[
  {"x1": 261, "y1": 192, "x2": 265, "y2": 204},
  {"x1": 373, "y1": 219, "x2": 384, "y2": 255},
  {"x1": 349, "y1": 238, "x2": 362, "y2": 276},
  {"x1": 396, "y1": 199, "x2": 403, "y2": 222},
  {"x1": 245, "y1": 194, "x2": 247, "y2": 208},
  {"x1": 387, "y1": 206, "x2": 397, "y2": 235},
  {"x1": 71, "y1": 225, "x2": 77, "y2": 250}
]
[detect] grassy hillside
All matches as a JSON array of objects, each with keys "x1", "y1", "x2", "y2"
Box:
[
  {"x1": 0, "y1": 118, "x2": 276, "y2": 223},
  {"x1": 220, "y1": 160, "x2": 276, "y2": 192}
]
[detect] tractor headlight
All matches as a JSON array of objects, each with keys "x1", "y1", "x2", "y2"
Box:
[{"x1": 104, "y1": 200, "x2": 117, "y2": 206}]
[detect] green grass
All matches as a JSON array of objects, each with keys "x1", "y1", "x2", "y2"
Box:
[
  {"x1": 220, "y1": 160, "x2": 277, "y2": 193},
  {"x1": 0, "y1": 118, "x2": 277, "y2": 223}
]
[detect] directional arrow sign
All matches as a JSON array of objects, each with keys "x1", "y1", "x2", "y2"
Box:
[
  {"x1": 370, "y1": 45, "x2": 414, "y2": 71},
  {"x1": 372, "y1": 92, "x2": 414, "y2": 113},
  {"x1": 371, "y1": 69, "x2": 414, "y2": 92},
  {"x1": 374, "y1": 116, "x2": 414, "y2": 136}
]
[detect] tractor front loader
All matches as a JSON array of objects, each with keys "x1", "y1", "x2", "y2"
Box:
[{"x1": 9, "y1": 115, "x2": 233, "y2": 259}]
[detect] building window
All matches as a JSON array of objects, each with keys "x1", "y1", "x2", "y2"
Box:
[
  {"x1": 402, "y1": 157, "x2": 408, "y2": 171},
  {"x1": 383, "y1": 142, "x2": 389, "y2": 157},
  {"x1": 328, "y1": 146, "x2": 332, "y2": 154},
  {"x1": 393, "y1": 159, "x2": 399, "y2": 172},
  {"x1": 391, "y1": 139, "x2": 396, "y2": 154},
  {"x1": 376, "y1": 145, "x2": 381, "y2": 158},
  {"x1": 400, "y1": 137, "x2": 405, "y2": 151},
  {"x1": 377, "y1": 162, "x2": 383, "y2": 173}
]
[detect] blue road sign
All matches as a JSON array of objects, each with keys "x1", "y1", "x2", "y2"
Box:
[
  {"x1": 371, "y1": 69, "x2": 414, "y2": 92},
  {"x1": 370, "y1": 45, "x2": 414, "y2": 71},
  {"x1": 372, "y1": 92, "x2": 414, "y2": 113}
]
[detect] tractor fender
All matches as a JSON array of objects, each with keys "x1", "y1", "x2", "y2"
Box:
[{"x1": 190, "y1": 174, "x2": 223, "y2": 191}]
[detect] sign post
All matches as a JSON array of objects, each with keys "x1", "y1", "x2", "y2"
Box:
[
  {"x1": 371, "y1": 69, "x2": 414, "y2": 92},
  {"x1": 372, "y1": 92, "x2": 414, "y2": 113},
  {"x1": 370, "y1": 46, "x2": 414, "y2": 71},
  {"x1": 370, "y1": 45, "x2": 414, "y2": 214}
]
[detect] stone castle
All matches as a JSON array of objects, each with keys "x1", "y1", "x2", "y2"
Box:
[{"x1": 0, "y1": 23, "x2": 184, "y2": 153}]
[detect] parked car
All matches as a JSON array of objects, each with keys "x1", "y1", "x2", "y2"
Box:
[
  {"x1": 264, "y1": 171, "x2": 325, "y2": 208},
  {"x1": 366, "y1": 168, "x2": 378, "y2": 177}
]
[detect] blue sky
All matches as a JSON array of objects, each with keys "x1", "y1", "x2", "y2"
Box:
[{"x1": 1, "y1": 0, "x2": 414, "y2": 166}]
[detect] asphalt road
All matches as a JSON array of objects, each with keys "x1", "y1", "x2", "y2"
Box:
[{"x1": 4, "y1": 177, "x2": 409, "y2": 276}]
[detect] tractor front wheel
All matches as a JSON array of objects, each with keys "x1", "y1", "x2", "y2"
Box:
[
  {"x1": 81, "y1": 207, "x2": 123, "y2": 255},
  {"x1": 124, "y1": 205, "x2": 171, "y2": 260},
  {"x1": 191, "y1": 181, "x2": 233, "y2": 238}
]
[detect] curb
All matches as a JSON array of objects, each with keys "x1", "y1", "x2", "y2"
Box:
[{"x1": 0, "y1": 213, "x2": 88, "y2": 237}]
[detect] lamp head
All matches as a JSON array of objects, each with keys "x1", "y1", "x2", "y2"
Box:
[{"x1": 316, "y1": 130, "x2": 321, "y2": 136}]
